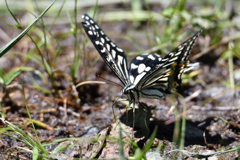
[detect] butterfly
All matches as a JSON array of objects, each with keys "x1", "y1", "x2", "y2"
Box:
[{"x1": 82, "y1": 13, "x2": 201, "y2": 109}]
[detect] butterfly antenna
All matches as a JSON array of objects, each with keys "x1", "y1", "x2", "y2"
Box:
[{"x1": 96, "y1": 73, "x2": 123, "y2": 88}]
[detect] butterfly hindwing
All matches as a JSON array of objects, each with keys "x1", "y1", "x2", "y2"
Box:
[
  {"x1": 82, "y1": 14, "x2": 130, "y2": 85},
  {"x1": 129, "y1": 30, "x2": 202, "y2": 99},
  {"x1": 165, "y1": 30, "x2": 201, "y2": 90}
]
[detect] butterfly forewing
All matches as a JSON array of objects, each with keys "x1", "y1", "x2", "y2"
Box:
[{"x1": 82, "y1": 14, "x2": 130, "y2": 85}]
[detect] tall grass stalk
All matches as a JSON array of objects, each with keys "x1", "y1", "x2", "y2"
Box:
[{"x1": 22, "y1": 73, "x2": 48, "y2": 155}]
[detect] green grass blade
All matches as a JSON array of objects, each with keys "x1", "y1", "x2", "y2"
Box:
[
  {"x1": 43, "y1": 58, "x2": 53, "y2": 76},
  {"x1": 0, "y1": 68, "x2": 6, "y2": 84},
  {"x1": 4, "y1": 133, "x2": 33, "y2": 147},
  {"x1": 0, "y1": 0, "x2": 57, "y2": 57},
  {"x1": 177, "y1": 0, "x2": 186, "y2": 11},
  {"x1": 32, "y1": 145, "x2": 39, "y2": 160},
  {"x1": 93, "y1": 0, "x2": 98, "y2": 19},
  {"x1": 72, "y1": 0, "x2": 79, "y2": 79},
  {"x1": 179, "y1": 94, "x2": 187, "y2": 160},
  {"x1": 4, "y1": 68, "x2": 21, "y2": 85},
  {"x1": 1, "y1": 119, "x2": 35, "y2": 148},
  {"x1": 0, "y1": 16, "x2": 18, "y2": 29},
  {"x1": 50, "y1": 0, "x2": 66, "y2": 30},
  {"x1": 4, "y1": 0, "x2": 21, "y2": 29},
  {"x1": 134, "y1": 127, "x2": 158, "y2": 159},
  {"x1": 3, "y1": 66, "x2": 46, "y2": 86},
  {"x1": 119, "y1": 124, "x2": 125, "y2": 160},
  {"x1": 22, "y1": 73, "x2": 48, "y2": 155}
]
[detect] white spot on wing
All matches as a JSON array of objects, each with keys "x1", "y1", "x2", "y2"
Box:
[
  {"x1": 100, "y1": 31, "x2": 104, "y2": 35},
  {"x1": 162, "y1": 62, "x2": 174, "y2": 68},
  {"x1": 161, "y1": 58, "x2": 168, "y2": 61},
  {"x1": 105, "y1": 37, "x2": 110, "y2": 41},
  {"x1": 158, "y1": 77, "x2": 168, "y2": 82},
  {"x1": 95, "y1": 25, "x2": 99, "y2": 29},
  {"x1": 88, "y1": 31, "x2": 93, "y2": 35},
  {"x1": 106, "y1": 44, "x2": 110, "y2": 51},
  {"x1": 175, "y1": 51, "x2": 182, "y2": 56},
  {"x1": 101, "y1": 37, "x2": 105, "y2": 43},
  {"x1": 98, "y1": 42, "x2": 103, "y2": 46},
  {"x1": 106, "y1": 55, "x2": 111, "y2": 61},
  {"x1": 168, "y1": 52, "x2": 174, "y2": 57},
  {"x1": 138, "y1": 63, "x2": 146, "y2": 74},
  {"x1": 134, "y1": 72, "x2": 146, "y2": 84},
  {"x1": 116, "y1": 55, "x2": 126, "y2": 79},
  {"x1": 95, "y1": 41, "x2": 100, "y2": 45},
  {"x1": 112, "y1": 50, "x2": 116, "y2": 58},
  {"x1": 178, "y1": 45, "x2": 184, "y2": 51},
  {"x1": 169, "y1": 57, "x2": 178, "y2": 62},
  {"x1": 145, "y1": 66, "x2": 151, "y2": 72},
  {"x1": 123, "y1": 60, "x2": 128, "y2": 78},
  {"x1": 148, "y1": 54, "x2": 156, "y2": 60},
  {"x1": 130, "y1": 75, "x2": 134, "y2": 83},
  {"x1": 118, "y1": 55, "x2": 123, "y2": 64},
  {"x1": 111, "y1": 42, "x2": 116, "y2": 47},
  {"x1": 136, "y1": 56, "x2": 144, "y2": 60},
  {"x1": 130, "y1": 63, "x2": 138, "y2": 69},
  {"x1": 90, "y1": 20, "x2": 94, "y2": 24},
  {"x1": 117, "y1": 47, "x2": 123, "y2": 52},
  {"x1": 101, "y1": 48, "x2": 106, "y2": 53},
  {"x1": 178, "y1": 72, "x2": 183, "y2": 79},
  {"x1": 158, "y1": 57, "x2": 162, "y2": 61}
]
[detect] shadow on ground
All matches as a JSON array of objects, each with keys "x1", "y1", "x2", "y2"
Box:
[{"x1": 120, "y1": 108, "x2": 236, "y2": 147}]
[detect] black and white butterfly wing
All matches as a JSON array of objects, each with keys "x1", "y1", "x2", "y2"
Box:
[
  {"x1": 128, "y1": 30, "x2": 202, "y2": 99},
  {"x1": 128, "y1": 53, "x2": 161, "y2": 87},
  {"x1": 128, "y1": 53, "x2": 170, "y2": 99},
  {"x1": 82, "y1": 14, "x2": 130, "y2": 85}
]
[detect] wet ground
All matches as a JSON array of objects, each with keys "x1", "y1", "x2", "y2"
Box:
[{"x1": 1, "y1": 1, "x2": 240, "y2": 159}]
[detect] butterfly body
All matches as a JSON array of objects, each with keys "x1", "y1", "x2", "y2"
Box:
[{"x1": 82, "y1": 14, "x2": 201, "y2": 106}]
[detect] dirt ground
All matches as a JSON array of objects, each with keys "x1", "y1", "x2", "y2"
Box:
[{"x1": 0, "y1": 1, "x2": 240, "y2": 159}]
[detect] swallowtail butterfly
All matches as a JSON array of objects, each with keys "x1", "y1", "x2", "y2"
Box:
[{"x1": 82, "y1": 14, "x2": 201, "y2": 108}]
